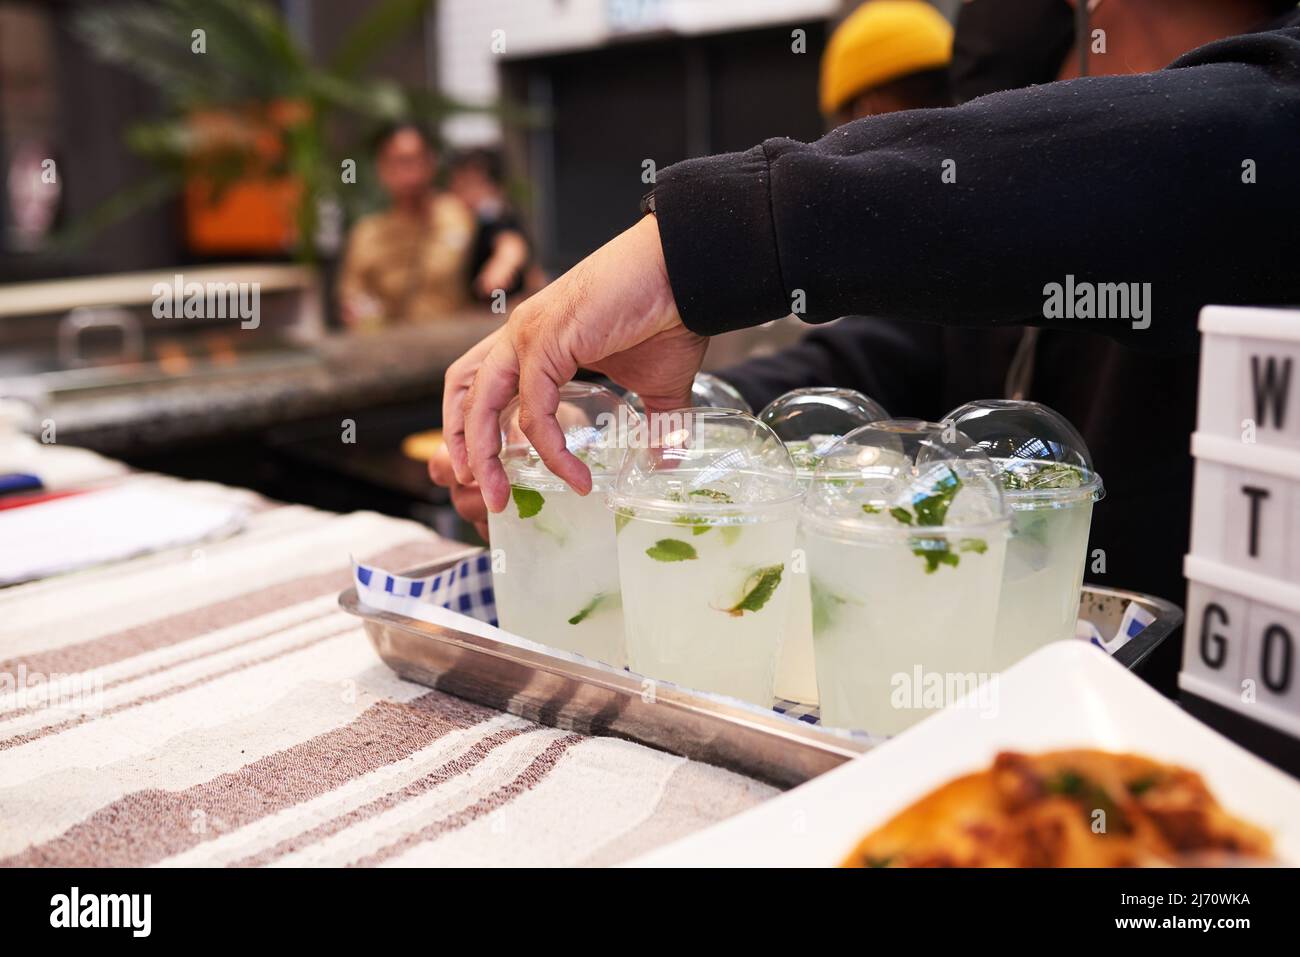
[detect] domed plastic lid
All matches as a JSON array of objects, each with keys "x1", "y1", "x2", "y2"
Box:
[
  {"x1": 943, "y1": 399, "x2": 1104, "y2": 507},
  {"x1": 801, "y1": 419, "x2": 1010, "y2": 547},
  {"x1": 610, "y1": 408, "x2": 800, "y2": 523},
  {"x1": 624, "y1": 372, "x2": 752, "y2": 415},
  {"x1": 759, "y1": 388, "x2": 889, "y2": 473},
  {"x1": 499, "y1": 381, "x2": 637, "y2": 490}
]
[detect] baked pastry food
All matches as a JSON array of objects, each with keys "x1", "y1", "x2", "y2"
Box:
[{"x1": 842, "y1": 749, "x2": 1274, "y2": 867}]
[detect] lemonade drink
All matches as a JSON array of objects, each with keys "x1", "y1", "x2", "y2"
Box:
[
  {"x1": 488, "y1": 383, "x2": 634, "y2": 667},
  {"x1": 759, "y1": 388, "x2": 888, "y2": 704},
  {"x1": 991, "y1": 462, "x2": 1099, "y2": 669},
  {"x1": 802, "y1": 421, "x2": 1010, "y2": 734},
  {"x1": 616, "y1": 500, "x2": 797, "y2": 704},
  {"x1": 611, "y1": 410, "x2": 800, "y2": 705},
  {"x1": 807, "y1": 524, "x2": 1007, "y2": 734},
  {"x1": 943, "y1": 401, "x2": 1104, "y2": 671},
  {"x1": 488, "y1": 472, "x2": 626, "y2": 665}
]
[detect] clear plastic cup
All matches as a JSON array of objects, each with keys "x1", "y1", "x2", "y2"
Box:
[
  {"x1": 624, "y1": 372, "x2": 753, "y2": 415},
  {"x1": 610, "y1": 409, "x2": 801, "y2": 705},
  {"x1": 758, "y1": 388, "x2": 889, "y2": 704},
  {"x1": 943, "y1": 399, "x2": 1104, "y2": 670},
  {"x1": 760, "y1": 387, "x2": 890, "y2": 473},
  {"x1": 801, "y1": 420, "x2": 1011, "y2": 734},
  {"x1": 488, "y1": 382, "x2": 636, "y2": 666}
]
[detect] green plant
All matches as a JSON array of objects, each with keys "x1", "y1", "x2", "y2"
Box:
[{"x1": 67, "y1": 0, "x2": 522, "y2": 260}]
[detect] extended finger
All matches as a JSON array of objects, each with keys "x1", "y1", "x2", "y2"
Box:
[
  {"x1": 517, "y1": 357, "x2": 591, "y2": 495},
  {"x1": 444, "y1": 329, "x2": 502, "y2": 485},
  {"x1": 463, "y1": 336, "x2": 521, "y2": 513}
]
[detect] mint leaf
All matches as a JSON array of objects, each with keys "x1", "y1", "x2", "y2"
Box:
[
  {"x1": 810, "y1": 578, "x2": 847, "y2": 633},
  {"x1": 1001, "y1": 462, "x2": 1085, "y2": 491},
  {"x1": 719, "y1": 525, "x2": 742, "y2": 546},
  {"x1": 568, "y1": 592, "x2": 617, "y2": 625},
  {"x1": 889, "y1": 506, "x2": 914, "y2": 525},
  {"x1": 862, "y1": 503, "x2": 882, "y2": 515},
  {"x1": 790, "y1": 447, "x2": 821, "y2": 470},
  {"x1": 689, "y1": 488, "x2": 734, "y2": 503},
  {"x1": 672, "y1": 494, "x2": 733, "y2": 533},
  {"x1": 672, "y1": 512, "x2": 711, "y2": 533},
  {"x1": 909, "y1": 540, "x2": 961, "y2": 572},
  {"x1": 912, "y1": 469, "x2": 961, "y2": 526},
  {"x1": 902, "y1": 469, "x2": 966, "y2": 575},
  {"x1": 1014, "y1": 511, "x2": 1053, "y2": 554},
  {"x1": 912, "y1": 539, "x2": 960, "y2": 574},
  {"x1": 646, "y1": 539, "x2": 698, "y2": 562},
  {"x1": 511, "y1": 485, "x2": 544, "y2": 519},
  {"x1": 886, "y1": 472, "x2": 969, "y2": 572},
  {"x1": 723, "y1": 564, "x2": 784, "y2": 616},
  {"x1": 615, "y1": 510, "x2": 632, "y2": 533}
]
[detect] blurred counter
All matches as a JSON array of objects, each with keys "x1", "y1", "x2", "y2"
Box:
[
  {"x1": 7, "y1": 308, "x2": 808, "y2": 530},
  {"x1": 35, "y1": 317, "x2": 502, "y2": 456}
]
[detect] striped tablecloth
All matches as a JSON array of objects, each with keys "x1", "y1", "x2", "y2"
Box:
[{"x1": 0, "y1": 476, "x2": 774, "y2": 867}]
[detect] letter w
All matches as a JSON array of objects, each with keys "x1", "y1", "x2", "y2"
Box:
[{"x1": 1251, "y1": 355, "x2": 1292, "y2": 429}]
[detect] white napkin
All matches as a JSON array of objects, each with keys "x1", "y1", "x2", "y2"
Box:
[{"x1": 0, "y1": 483, "x2": 247, "y2": 585}]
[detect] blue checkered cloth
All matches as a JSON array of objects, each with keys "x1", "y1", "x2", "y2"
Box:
[
  {"x1": 772, "y1": 699, "x2": 822, "y2": 724},
  {"x1": 354, "y1": 552, "x2": 498, "y2": 627}
]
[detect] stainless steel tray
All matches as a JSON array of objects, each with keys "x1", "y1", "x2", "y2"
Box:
[{"x1": 339, "y1": 554, "x2": 1182, "y2": 789}]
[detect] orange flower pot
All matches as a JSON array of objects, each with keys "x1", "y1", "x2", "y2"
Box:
[{"x1": 183, "y1": 100, "x2": 307, "y2": 254}]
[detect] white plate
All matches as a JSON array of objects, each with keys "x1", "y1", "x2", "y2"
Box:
[{"x1": 630, "y1": 641, "x2": 1300, "y2": 867}]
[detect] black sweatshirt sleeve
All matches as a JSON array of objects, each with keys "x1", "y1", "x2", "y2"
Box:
[{"x1": 655, "y1": 24, "x2": 1300, "y2": 350}]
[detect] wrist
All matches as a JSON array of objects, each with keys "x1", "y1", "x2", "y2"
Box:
[{"x1": 632, "y1": 214, "x2": 681, "y2": 336}]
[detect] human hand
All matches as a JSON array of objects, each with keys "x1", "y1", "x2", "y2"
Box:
[
  {"x1": 452, "y1": 215, "x2": 707, "y2": 512},
  {"x1": 428, "y1": 441, "x2": 490, "y2": 542}
]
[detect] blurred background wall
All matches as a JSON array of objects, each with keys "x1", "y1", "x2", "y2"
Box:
[
  {"x1": 0, "y1": 0, "x2": 952, "y2": 531},
  {"x1": 0, "y1": 0, "x2": 959, "y2": 282}
]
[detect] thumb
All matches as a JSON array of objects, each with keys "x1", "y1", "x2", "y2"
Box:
[{"x1": 428, "y1": 444, "x2": 454, "y2": 487}]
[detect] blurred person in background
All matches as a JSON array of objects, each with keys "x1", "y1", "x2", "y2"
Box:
[
  {"x1": 819, "y1": 0, "x2": 954, "y2": 123},
  {"x1": 448, "y1": 148, "x2": 533, "y2": 304},
  {"x1": 435, "y1": 0, "x2": 1300, "y2": 692},
  {"x1": 337, "y1": 122, "x2": 475, "y2": 328}
]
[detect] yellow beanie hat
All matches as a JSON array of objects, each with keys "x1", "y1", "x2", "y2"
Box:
[{"x1": 819, "y1": 1, "x2": 954, "y2": 115}]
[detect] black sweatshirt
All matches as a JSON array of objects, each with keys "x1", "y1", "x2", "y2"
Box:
[
  {"x1": 657, "y1": 21, "x2": 1300, "y2": 347},
  {"x1": 653, "y1": 19, "x2": 1300, "y2": 673}
]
